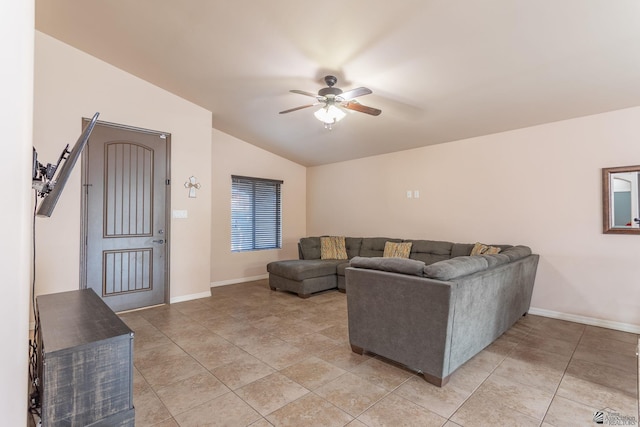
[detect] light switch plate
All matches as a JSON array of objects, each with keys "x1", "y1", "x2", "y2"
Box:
[{"x1": 172, "y1": 210, "x2": 188, "y2": 219}]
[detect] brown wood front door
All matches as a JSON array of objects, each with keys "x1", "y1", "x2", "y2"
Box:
[{"x1": 82, "y1": 121, "x2": 169, "y2": 312}]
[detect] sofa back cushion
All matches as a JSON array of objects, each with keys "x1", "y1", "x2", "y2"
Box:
[
  {"x1": 299, "y1": 237, "x2": 321, "y2": 259},
  {"x1": 359, "y1": 237, "x2": 402, "y2": 257},
  {"x1": 299, "y1": 236, "x2": 364, "y2": 260},
  {"x1": 423, "y1": 256, "x2": 489, "y2": 281},
  {"x1": 350, "y1": 256, "x2": 426, "y2": 276},
  {"x1": 406, "y1": 240, "x2": 453, "y2": 265},
  {"x1": 451, "y1": 243, "x2": 475, "y2": 258},
  {"x1": 345, "y1": 237, "x2": 363, "y2": 259}
]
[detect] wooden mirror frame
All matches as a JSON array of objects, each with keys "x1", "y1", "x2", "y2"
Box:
[{"x1": 602, "y1": 165, "x2": 640, "y2": 234}]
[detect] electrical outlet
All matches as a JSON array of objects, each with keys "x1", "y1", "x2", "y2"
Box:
[
  {"x1": 406, "y1": 190, "x2": 412, "y2": 198},
  {"x1": 414, "y1": 190, "x2": 420, "y2": 198}
]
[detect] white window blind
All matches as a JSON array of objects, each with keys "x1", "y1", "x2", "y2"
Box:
[{"x1": 231, "y1": 175, "x2": 282, "y2": 252}]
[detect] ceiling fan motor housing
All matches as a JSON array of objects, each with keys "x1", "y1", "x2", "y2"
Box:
[
  {"x1": 318, "y1": 75, "x2": 342, "y2": 99},
  {"x1": 318, "y1": 87, "x2": 342, "y2": 98}
]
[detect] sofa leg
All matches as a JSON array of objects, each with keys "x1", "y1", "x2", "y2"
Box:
[
  {"x1": 298, "y1": 293, "x2": 311, "y2": 299},
  {"x1": 422, "y1": 372, "x2": 449, "y2": 387},
  {"x1": 338, "y1": 288, "x2": 346, "y2": 294},
  {"x1": 350, "y1": 344, "x2": 364, "y2": 355},
  {"x1": 269, "y1": 285, "x2": 276, "y2": 291}
]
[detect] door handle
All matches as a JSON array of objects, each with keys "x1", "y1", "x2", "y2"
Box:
[{"x1": 152, "y1": 239, "x2": 165, "y2": 244}]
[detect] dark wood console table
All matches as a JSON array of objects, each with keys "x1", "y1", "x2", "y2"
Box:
[{"x1": 36, "y1": 289, "x2": 135, "y2": 426}]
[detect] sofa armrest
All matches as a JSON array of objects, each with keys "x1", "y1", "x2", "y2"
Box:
[
  {"x1": 423, "y1": 256, "x2": 488, "y2": 280},
  {"x1": 349, "y1": 256, "x2": 425, "y2": 276},
  {"x1": 444, "y1": 254, "x2": 539, "y2": 371}
]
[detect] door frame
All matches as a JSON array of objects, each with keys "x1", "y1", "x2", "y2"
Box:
[{"x1": 79, "y1": 118, "x2": 171, "y2": 307}]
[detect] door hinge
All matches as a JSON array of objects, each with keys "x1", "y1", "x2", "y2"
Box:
[{"x1": 166, "y1": 179, "x2": 170, "y2": 185}]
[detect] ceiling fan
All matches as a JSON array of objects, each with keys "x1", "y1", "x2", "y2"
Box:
[{"x1": 279, "y1": 75, "x2": 382, "y2": 129}]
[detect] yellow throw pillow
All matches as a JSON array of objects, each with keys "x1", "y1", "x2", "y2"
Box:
[
  {"x1": 470, "y1": 242, "x2": 501, "y2": 256},
  {"x1": 383, "y1": 241, "x2": 412, "y2": 258},
  {"x1": 320, "y1": 236, "x2": 348, "y2": 260}
]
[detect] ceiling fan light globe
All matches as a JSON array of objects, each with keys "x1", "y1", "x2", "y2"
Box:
[{"x1": 314, "y1": 105, "x2": 346, "y2": 125}]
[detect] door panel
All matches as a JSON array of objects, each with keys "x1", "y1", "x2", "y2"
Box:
[{"x1": 83, "y1": 122, "x2": 169, "y2": 312}]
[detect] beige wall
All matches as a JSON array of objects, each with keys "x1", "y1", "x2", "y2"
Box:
[
  {"x1": 0, "y1": 1, "x2": 33, "y2": 423},
  {"x1": 34, "y1": 32, "x2": 212, "y2": 302},
  {"x1": 308, "y1": 107, "x2": 640, "y2": 330},
  {"x1": 210, "y1": 129, "x2": 306, "y2": 285},
  {"x1": 31, "y1": 26, "x2": 640, "y2": 334}
]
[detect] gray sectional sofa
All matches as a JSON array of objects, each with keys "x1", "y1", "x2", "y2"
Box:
[
  {"x1": 267, "y1": 236, "x2": 539, "y2": 386},
  {"x1": 267, "y1": 237, "x2": 530, "y2": 297}
]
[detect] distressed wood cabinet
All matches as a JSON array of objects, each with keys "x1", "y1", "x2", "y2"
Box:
[{"x1": 36, "y1": 289, "x2": 135, "y2": 426}]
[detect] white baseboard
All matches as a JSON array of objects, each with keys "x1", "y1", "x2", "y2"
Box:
[
  {"x1": 170, "y1": 291, "x2": 212, "y2": 304},
  {"x1": 529, "y1": 307, "x2": 640, "y2": 334},
  {"x1": 210, "y1": 274, "x2": 269, "y2": 288},
  {"x1": 169, "y1": 275, "x2": 269, "y2": 303}
]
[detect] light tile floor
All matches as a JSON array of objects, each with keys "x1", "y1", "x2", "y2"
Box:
[{"x1": 119, "y1": 280, "x2": 639, "y2": 427}]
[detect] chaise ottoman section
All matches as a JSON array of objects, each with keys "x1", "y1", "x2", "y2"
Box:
[{"x1": 267, "y1": 259, "x2": 342, "y2": 298}]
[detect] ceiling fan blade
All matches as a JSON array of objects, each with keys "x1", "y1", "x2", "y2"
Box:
[
  {"x1": 340, "y1": 87, "x2": 372, "y2": 101},
  {"x1": 290, "y1": 89, "x2": 320, "y2": 98},
  {"x1": 343, "y1": 101, "x2": 382, "y2": 116},
  {"x1": 279, "y1": 103, "x2": 319, "y2": 114}
]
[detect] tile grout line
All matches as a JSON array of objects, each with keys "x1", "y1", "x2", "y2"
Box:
[
  {"x1": 537, "y1": 322, "x2": 587, "y2": 426},
  {"x1": 446, "y1": 328, "x2": 523, "y2": 424},
  {"x1": 126, "y1": 282, "x2": 640, "y2": 427}
]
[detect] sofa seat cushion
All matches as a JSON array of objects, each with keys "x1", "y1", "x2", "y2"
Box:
[
  {"x1": 267, "y1": 260, "x2": 342, "y2": 281},
  {"x1": 350, "y1": 256, "x2": 426, "y2": 276},
  {"x1": 423, "y1": 256, "x2": 489, "y2": 281},
  {"x1": 336, "y1": 262, "x2": 351, "y2": 277}
]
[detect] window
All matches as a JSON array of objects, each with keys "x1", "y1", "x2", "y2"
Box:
[{"x1": 231, "y1": 175, "x2": 283, "y2": 252}]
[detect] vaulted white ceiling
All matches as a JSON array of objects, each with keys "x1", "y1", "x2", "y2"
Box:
[{"x1": 36, "y1": 0, "x2": 640, "y2": 166}]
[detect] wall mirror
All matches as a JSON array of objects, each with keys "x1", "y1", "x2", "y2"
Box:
[{"x1": 603, "y1": 165, "x2": 640, "y2": 234}]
